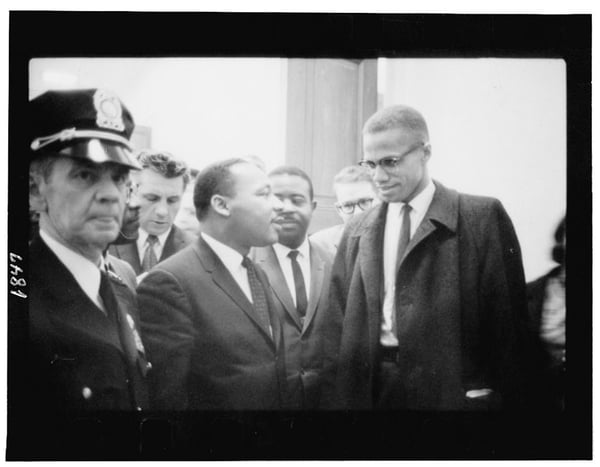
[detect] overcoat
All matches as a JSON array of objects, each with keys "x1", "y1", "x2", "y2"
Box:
[
  {"x1": 28, "y1": 236, "x2": 150, "y2": 412},
  {"x1": 109, "y1": 224, "x2": 195, "y2": 275},
  {"x1": 327, "y1": 181, "x2": 532, "y2": 410},
  {"x1": 137, "y1": 236, "x2": 288, "y2": 410},
  {"x1": 251, "y1": 241, "x2": 333, "y2": 409}
]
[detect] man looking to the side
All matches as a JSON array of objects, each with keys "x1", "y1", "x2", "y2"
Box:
[
  {"x1": 137, "y1": 158, "x2": 289, "y2": 410},
  {"x1": 252, "y1": 166, "x2": 334, "y2": 409}
]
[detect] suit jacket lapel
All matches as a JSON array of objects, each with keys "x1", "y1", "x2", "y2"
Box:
[
  {"x1": 357, "y1": 204, "x2": 387, "y2": 349},
  {"x1": 113, "y1": 243, "x2": 142, "y2": 275},
  {"x1": 160, "y1": 226, "x2": 180, "y2": 261},
  {"x1": 254, "y1": 247, "x2": 302, "y2": 330},
  {"x1": 302, "y1": 242, "x2": 325, "y2": 334},
  {"x1": 192, "y1": 238, "x2": 276, "y2": 345}
]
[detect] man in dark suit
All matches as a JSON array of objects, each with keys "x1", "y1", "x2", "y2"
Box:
[
  {"x1": 327, "y1": 105, "x2": 533, "y2": 410},
  {"x1": 251, "y1": 166, "x2": 334, "y2": 409},
  {"x1": 109, "y1": 150, "x2": 195, "y2": 280},
  {"x1": 23, "y1": 89, "x2": 151, "y2": 457},
  {"x1": 137, "y1": 158, "x2": 288, "y2": 410}
]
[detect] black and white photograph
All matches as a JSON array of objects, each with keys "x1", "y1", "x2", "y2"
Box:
[{"x1": 6, "y1": 8, "x2": 591, "y2": 461}]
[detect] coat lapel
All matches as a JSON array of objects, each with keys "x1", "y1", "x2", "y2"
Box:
[
  {"x1": 357, "y1": 204, "x2": 388, "y2": 347},
  {"x1": 253, "y1": 246, "x2": 302, "y2": 330},
  {"x1": 33, "y1": 238, "x2": 126, "y2": 356},
  {"x1": 398, "y1": 181, "x2": 459, "y2": 271},
  {"x1": 112, "y1": 242, "x2": 142, "y2": 275},
  {"x1": 192, "y1": 238, "x2": 276, "y2": 345},
  {"x1": 302, "y1": 242, "x2": 325, "y2": 334}
]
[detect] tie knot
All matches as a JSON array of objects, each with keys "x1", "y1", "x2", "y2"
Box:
[
  {"x1": 241, "y1": 256, "x2": 253, "y2": 269},
  {"x1": 288, "y1": 250, "x2": 300, "y2": 260},
  {"x1": 147, "y1": 234, "x2": 159, "y2": 246}
]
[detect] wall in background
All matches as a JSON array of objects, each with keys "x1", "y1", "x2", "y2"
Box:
[
  {"x1": 379, "y1": 58, "x2": 566, "y2": 281},
  {"x1": 30, "y1": 58, "x2": 288, "y2": 172}
]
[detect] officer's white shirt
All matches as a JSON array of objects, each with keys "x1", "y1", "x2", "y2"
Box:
[
  {"x1": 40, "y1": 228, "x2": 105, "y2": 312},
  {"x1": 380, "y1": 179, "x2": 436, "y2": 347},
  {"x1": 136, "y1": 227, "x2": 172, "y2": 263},
  {"x1": 272, "y1": 238, "x2": 311, "y2": 306}
]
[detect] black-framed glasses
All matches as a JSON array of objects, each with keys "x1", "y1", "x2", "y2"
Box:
[
  {"x1": 335, "y1": 197, "x2": 374, "y2": 214},
  {"x1": 358, "y1": 142, "x2": 426, "y2": 171}
]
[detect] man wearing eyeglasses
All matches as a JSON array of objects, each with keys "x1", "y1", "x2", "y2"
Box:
[
  {"x1": 326, "y1": 105, "x2": 533, "y2": 410},
  {"x1": 310, "y1": 165, "x2": 379, "y2": 259}
]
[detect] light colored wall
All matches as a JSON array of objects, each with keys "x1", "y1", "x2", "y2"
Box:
[
  {"x1": 29, "y1": 58, "x2": 288, "y2": 172},
  {"x1": 379, "y1": 58, "x2": 566, "y2": 281}
]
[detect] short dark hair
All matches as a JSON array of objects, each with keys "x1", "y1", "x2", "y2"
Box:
[
  {"x1": 193, "y1": 158, "x2": 248, "y2": 220},
  {"x1": 363, "y1": 105, "x2": 430, "y2": 142},
  {"x1": 268, "y1": 165, "x2": 314, "y2": 200},
  {"x1": 137, "y1": 150, "x2": 190, "y2": 189}
]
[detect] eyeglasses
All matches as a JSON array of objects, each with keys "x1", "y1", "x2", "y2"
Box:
[
  {"x1": 358, "y1": 142, "x2": 427, "y2": 171},
  {"x1": 335, "y1": 197, "x2": 374, "y2": 214}
]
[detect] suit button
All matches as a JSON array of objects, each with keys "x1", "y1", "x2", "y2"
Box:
[
  {"x1": 299, "y1": 369, "x2": 305, "y2": 376},
  {"x1": 146, "y1": 362, "x2": 153, "y2": 371},
  {"x1": 82, "y1": 387, "x2": 93, "y2": 400},
  {"x1": 136, "y1": 406, "x2": 142, "y2": 412}
]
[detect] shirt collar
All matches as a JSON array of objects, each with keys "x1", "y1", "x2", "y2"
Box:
[
  {"x1": 272, "y1": 237, "x2": 310, "y2": 262},
  {"x1": 137, "y1": 226, "x2": 172, "y2": 250},
  {"x1": 387, "y1": 178, "x2": 436, "y2": 215},
  {"x1": 39, "y1": 228, "x2": 102, "y2": 303},
  {"x1": 200, "y1": 231, "x2": 246, "y2": 271}
]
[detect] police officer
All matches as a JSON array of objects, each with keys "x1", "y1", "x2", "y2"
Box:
[{"x1": 27, "y1": 89, "x2": 150, "y2": 418}]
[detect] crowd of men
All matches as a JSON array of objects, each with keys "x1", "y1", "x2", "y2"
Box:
[{"x1": 23, "y1": 88, "x2": 565, "y2": 452}]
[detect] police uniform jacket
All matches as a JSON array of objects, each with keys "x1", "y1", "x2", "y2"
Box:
[{"x1": 28, "y1": 235, "x2": 150, "y2": 412}]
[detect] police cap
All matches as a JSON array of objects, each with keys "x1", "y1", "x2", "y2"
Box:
[{"x1": 29, "y1": 88, "x2": 140, "y2": 169}]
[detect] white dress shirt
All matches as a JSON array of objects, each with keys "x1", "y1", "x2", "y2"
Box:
[
  {"x1": 272, "y1": 238, "x2": 312, "y2": 306},
  {"x1": 136, "y1": 227, "x2": 172, "y2": 263},
  {"x1": 380, "y1": 179, "x2": 436, "y2": 346},
  {"x1": 200, "y1": 232, "x2": 254, "y2": 303},
  {"x1": 40, "y1": 229, "x2": 105, "y2": 312}
]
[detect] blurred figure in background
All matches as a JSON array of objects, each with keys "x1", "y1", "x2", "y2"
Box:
[
  {"x1": 174, "y1": 171, "x2": 200, "y2": 237},
  {"x1": 109, "y1": 150, "x2": 194, "y2": 281},
  {"x1": 310, "y1": 165, "x2": 378, "y2": 258},
  {"x1": 527, "y1": 216, "x2": 566, "y2": 410}
]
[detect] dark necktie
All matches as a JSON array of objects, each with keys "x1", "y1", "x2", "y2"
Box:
[
  {"x1": 241, "y1": 256, "x2": 272, "y2": 336},
  {"x1": 396, "y1": 204, "x2": 412, "y2": 269},
  {"x1": 288, "y1": 250, "x2": 308, "y2": 319},
  {"x1": 142, "y1": 234, "x2": 159, "y2": 272}
]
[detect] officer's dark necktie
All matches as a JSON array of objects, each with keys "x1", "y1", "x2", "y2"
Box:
[
  {"x1": 288, "y1": 250, "x2": 308, "y2": 319},
  {"x1": 241, "y1": 256, "x2": 272, "y2": 336},
  {"x1": 99, "y1": 270, "x2": 139, "y2": 367},
  {"x1": 142, "y1": 234, "x2": 159, "y2": 272}
]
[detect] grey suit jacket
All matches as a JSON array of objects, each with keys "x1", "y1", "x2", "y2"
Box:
[
  {"x1": 251, "y1": 241, "x2": 334, "y2": 409},
  {"x1": 109, "y1": 225, "x2": 195, "y2": 275}
]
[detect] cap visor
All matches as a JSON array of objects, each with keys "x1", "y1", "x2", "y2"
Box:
[{"x1": 55, "y1": 139, "x2": 140, "y2": 169}]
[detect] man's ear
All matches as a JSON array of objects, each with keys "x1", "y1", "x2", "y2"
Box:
[
  {"x1": 311, "y1": 200, "x2": 317, "y2": 212},
  {"x1": 29, "y1": 172, "x2": 47, "y2": 213},
  {"x1": 422, "y1": 143, "x2": 432, "y2": 162},
  {"x1": 210, "y1": 194, "x2": 230, "y2": 217}
]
